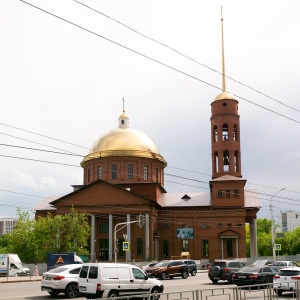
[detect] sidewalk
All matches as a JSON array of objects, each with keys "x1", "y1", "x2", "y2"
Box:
[{"x1": 0, "y1": 275, "x2": 42, "y2": 283}]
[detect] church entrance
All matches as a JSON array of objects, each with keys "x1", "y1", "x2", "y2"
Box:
[{"x1": 99, "y1": 238, "x2": 109, "y2": 261}]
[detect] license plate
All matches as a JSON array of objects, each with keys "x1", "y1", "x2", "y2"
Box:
[
  {"x1": 239, "y1": 276, "x2": 246, "y2": 278},
  {"x1": 213, "y1": 277, "x2": 220, "y2": 280},
  {"x1": 45, "y1": 277, "x2": 52, "y2": 280},
  {"x1": 79, "y1": 286, "x2": 87, "y2": 291}
]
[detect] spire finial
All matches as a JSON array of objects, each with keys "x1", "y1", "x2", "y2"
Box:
[
  {"x1": 122, "y1": 97, "x2": 125, "y2": 113},
  {"x1": 221, "y1": 6, "x2": 226, "y2": 92}
]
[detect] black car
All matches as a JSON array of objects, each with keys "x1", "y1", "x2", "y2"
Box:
[
  {"x1": 208, "y1": 260, "x2": 245, "y2": 283},
  {"x1": 182, "y1": 260, "x2": 197, "y2": 276},
  {"x1": 232, "y1": 265, "x2": 278, "y2": 286}
]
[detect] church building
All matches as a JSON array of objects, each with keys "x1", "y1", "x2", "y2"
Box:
[{"x1": 35, "y1": 17, "x2": 261, "y2": 263}]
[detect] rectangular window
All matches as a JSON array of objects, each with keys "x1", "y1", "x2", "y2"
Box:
[
  {"x1": 162, "y1": 240, "x2": 169, "y2": 257},
  {"x1": 218, "y1": 190, "x2": 223, "y2": 198},
  {"x1": 203, "y1": 240, "x2": 209, "y2": 257},
  {"x1": 226, "y1": 239, "x2": 233, "y2": 257},
  {"x1": 156, "y1": 168, "x2": 159, "y2": 182},
  {"x1": 128, "y1": 165, "x2": 133, "y2": 180},
  {"x1": 234, "y1": 189, "x2": 239, "y2": 197},
  {"x1": 226, "y1": 190, "x2": 230, "y2": 197},
  {"x1": 183, "y1": 240, "x2": 188, "y2": 251},
  {"x1": 143, "y1": 166, "x2": 148, "y2": 181},
  {"x1": 97, "y1": 166, "x2": 102, "y2": 180},
  {"x1": 137, "y1": 238, "x2": 143, "y2": 256},
  {"x1": 112, "y1": 164, "x2": 117, "y2": 180}
]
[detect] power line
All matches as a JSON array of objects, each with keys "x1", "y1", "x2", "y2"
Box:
[
  {"x1": 20, "y1": 0, "x2": 300, "y2": 125},
  {"x1": 73, "y1": 0, "x2": 300, "y2": 114}
]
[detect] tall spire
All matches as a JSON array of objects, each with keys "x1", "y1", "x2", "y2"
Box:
[
  {"x1": 122, "y1": 97, "x2": 125, "y2": 113},
  {"x1": 221, "y1": 6, "x2": 226, "y2": 92}
]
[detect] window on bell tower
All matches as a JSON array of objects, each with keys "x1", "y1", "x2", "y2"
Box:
[
  {"x1": 233, "y1": 124, "x2": 238, "y2": 141},
  {"x1": 222, "y1": 124, "x2": 229, "y2": 140},
  {"x1": 144, "y1": 166, "x2": 148, "y2": 181},
  {"x1": 214, "y1": 126, "x2": 218, "y2": 142},
  {"x1": 223, "y1": 151, "x2": 229, "y2": 172}
]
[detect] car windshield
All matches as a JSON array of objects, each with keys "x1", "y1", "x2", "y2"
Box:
[
  {"x1": 211, "y1": 262, "x2": 226, "y2": 268},
  {"x1": 238, "y1": 266, "x2": 261, "y2": 273},
  {"x1": 278, "y1": 269, "x2": 300, "y2": 276},
  {"x1": 47, "y1": 266, "x2": 70, "y2": 273},
  {"x1": 155, "y1": 262, "x2": 169, "y2": 267}
]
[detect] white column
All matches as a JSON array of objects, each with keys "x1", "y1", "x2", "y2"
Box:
[
  {"x1": 127, "y1": 214, "x2": 131, "y2": 261},
  {"x1": 221, "y1": 238, "x2": 224, "y2": 259},
  {"x1": 109, "y1": 215, "x2": 113, "y2": 261},
  {"x1": 250, "y1": 219, "x2": 258, "y2": 258},
  {"x1": 145, "y1": 214, "x2": 149, "y2": 260},
  {"x1": 90, "y1": 215, "x2": 95, "y2": 261}
]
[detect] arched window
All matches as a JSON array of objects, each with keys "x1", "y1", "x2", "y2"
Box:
[
  {"x1": 222, "y1": 124, "x2": 229, "y2": 141},
  {"x1": 214, "y1": 152, "x2": 219, "y2": 173},
  {"x1": 234, "y1": 151, "x2": 239, "y2": 172},
  {"x1": 99, "y1": 222, "x2": 109, "y2": 233},
  {"x1": 223, "y1": 150, "x2": 229, "y2": 172},
  {"x1": 213, "y1": 126, "x2": 218, "y2": 142},
  {"x1": 233, "y1": 124, "x2": 238, "y2": 141}
]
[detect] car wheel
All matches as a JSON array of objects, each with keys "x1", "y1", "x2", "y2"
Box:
[
  {"x1": 108, "y1": 290, "x2": 119, "y2": 298},
  {"x1": 191, "y1": 269, "x2": 197, "y2": 276},
  {"x1": 65, "y1": 282, "x2": 79, "y2": 298},
  {"x1": 169, "y1": 275, "x2": 173, "y2": 279},
  {"x1": 274, "y1": 289, "x2": 283, "y2": 296},
  {"x1": 150, "y1": 287, "x2": 161, "y2": 300},
  {"x1": 181, "y1": 271, "x2": 188, "y2": 279},
  {"x1": 228, "y1": 274, "x2": 234, "y2": 284},
  {"x1": 160, "y1": 272, "x2": 168, "y2": 280},
  {"x1": 260, "y1": 277, "x2": 268, "y2": 289},
  {"x1": 212, "y1": 279, "x2": 218, "y2": 284}
]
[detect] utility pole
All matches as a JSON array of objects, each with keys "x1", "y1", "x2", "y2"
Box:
[{"x1": 270, "y1": 188, "x2": 285, "y2": 261}]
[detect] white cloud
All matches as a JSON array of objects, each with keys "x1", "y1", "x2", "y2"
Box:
[{"x1": 11, "y1": 170, "x2": 38, "y2": 189}]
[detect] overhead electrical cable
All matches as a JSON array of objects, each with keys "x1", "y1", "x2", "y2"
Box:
[
  {"x1": 20, "y1": 0, "x2": 300, "y2": 125},
  {"x1": 74, "y1": 0, "x2": 300, "y2": 114}
]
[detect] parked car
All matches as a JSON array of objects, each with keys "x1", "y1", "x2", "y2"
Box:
[
  {"x1": 273, "y1": 267, "x2": 300, "y2": 295},
  {"x1": 208, "y1": 260, "x2": 245, "y2": 283},
  {"x1": 78, "y1": 263, "x2": 163, "y2": 299},
  {"x1": 41, "y1": 264, "x2": 81, "y2": 298},
  {"x1": 232, "y1": 264, "x2": 278, "y2": 286},
  {"x1": 142, "y1": 262, "x2": 159, "y2": 271},
  {"x1": 267, "y1": 261, "x2": 298, "y2": 271},
  {"x1": 145, "y1": 260, "x2": 189, "y2": 280},
  {"x1": 182, "y1": 260, "x2": 197, "y2": 276}
]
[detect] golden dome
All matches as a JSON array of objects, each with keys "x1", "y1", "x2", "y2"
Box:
[
  {"x1": 81, "y1": 113, "x2": 167, "y2": 166},
  {"x1": 214, "y1": 91, "x2": 236, "y2": 101}
]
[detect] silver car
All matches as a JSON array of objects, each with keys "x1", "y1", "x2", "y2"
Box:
[{"x1": 41, "y1": 264, "x2": 81, "y2": 298}]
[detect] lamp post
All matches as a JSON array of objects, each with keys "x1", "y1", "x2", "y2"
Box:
[{"x1": 270, "y1": 187, "x2": 285, "y2": 261}]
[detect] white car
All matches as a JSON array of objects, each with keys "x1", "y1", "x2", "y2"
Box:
[
  {"x1": 273, "y1": 267, "x2": 300, "y2": 296},
  {"x1": 41, "y1": 264, "x2": 81, "y2": 298}
]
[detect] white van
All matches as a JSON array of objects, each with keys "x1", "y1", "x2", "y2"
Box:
[{"x1": 78, "y1": 263, "x2": 164, "y2": 299}]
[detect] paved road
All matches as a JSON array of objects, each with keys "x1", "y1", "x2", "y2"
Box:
[{"x1": 0, "y1": 272, "x2": 297, "y2": 300}]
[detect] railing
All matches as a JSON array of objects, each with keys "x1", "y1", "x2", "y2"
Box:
[{"x1": 99, "y1": 281, "x2": 300, "y2": 300}]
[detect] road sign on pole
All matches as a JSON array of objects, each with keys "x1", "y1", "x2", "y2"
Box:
[
  {"x1": 123, "y1": 234, "x2": 128, "y2": 241},
  {"x1": 123, "y1": 242, "x2": 130, "y2": 251}
]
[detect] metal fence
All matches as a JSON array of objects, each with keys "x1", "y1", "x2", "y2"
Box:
[{"x1": 98, "y1": 282, "x2": 300, "y2": 300}]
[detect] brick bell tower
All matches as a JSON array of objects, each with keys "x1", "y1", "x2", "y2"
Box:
[{"x1": 210, "y1": 11, "x2": 246, "y2": 207}]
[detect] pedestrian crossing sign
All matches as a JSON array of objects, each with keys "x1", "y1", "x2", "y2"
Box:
[{"x1": 123, "y1": 242, "x2": 130, "y2": 251}]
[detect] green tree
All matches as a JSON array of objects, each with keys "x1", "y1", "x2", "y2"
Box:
[
  {"x1": 7, "y1": 207, "x2": 90, "y2": 262},
  {"x1": 0, "y1": 234, "x2": 10, "y2": 253}
]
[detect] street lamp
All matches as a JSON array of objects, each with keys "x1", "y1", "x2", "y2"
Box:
[{"x1": 270, "y1": 187, "x2": 285, "y2": 261}]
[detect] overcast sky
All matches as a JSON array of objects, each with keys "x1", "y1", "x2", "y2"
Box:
[{"x1": 0, "y1": 0, "x2": 300, "y2": 223}]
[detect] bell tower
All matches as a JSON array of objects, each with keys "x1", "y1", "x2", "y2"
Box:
[{"x1": 210, "y1": 9, "x2": 246, "y2": 207}]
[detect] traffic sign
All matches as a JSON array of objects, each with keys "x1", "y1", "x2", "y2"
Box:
[
  {"x1": 274, "y1": 244, "x2": 281, "y2": 251},
  {"x1": 123, "y1": 242, "x2": 130, "y2": 251}
]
